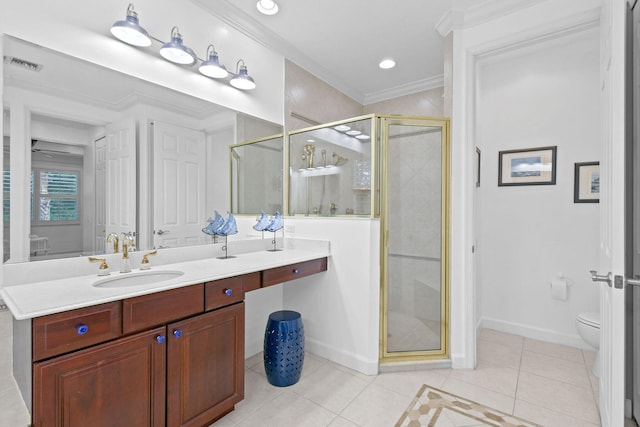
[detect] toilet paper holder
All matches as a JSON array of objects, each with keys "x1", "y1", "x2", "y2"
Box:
[{"x1": 550, "y1": 272, "x2": 571, "y2": 300}]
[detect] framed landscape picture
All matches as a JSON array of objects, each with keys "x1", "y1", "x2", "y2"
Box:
[
  {"x1": 574, "y1": 161, "x2": 600, "y2": 203},
  {"x1": 498, "y1": 146, "x2": 557, "y2": 186}
]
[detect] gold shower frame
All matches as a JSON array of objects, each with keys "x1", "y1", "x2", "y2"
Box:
[{"x1": 379, "y1": 116, "x2": 450, "y2": 363}]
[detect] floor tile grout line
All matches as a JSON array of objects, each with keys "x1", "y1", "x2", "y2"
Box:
[{"x1": 511, "y1": 339, "x2": 525, "y2": 415}]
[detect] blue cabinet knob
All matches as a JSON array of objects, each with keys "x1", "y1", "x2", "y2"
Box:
[
  {"x1": 294, "y1": 269, "x2": 301, "y2": 274},
  {"x1": 155, "y1": 335, "x2": 165, "y2": 344},
  {"x1": 76, "y1": 324, "x2": 89, "y2": 335},
  {"x1": 173, "y1": 329, "x2": 183, "y2": 338},
  {"x1": 224, "y1": 288, "x2": 233, "y2": 296}
]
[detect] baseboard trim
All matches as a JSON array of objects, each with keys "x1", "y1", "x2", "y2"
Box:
[
  {"x1": 480, "y1": 316, "x2": 592, "y2": 350},
  {"x1": 305, "y1": 337, "x2": 379, "y2": 376}
]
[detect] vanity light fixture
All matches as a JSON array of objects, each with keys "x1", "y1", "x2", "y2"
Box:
[
  {"x1": 257, "y1": 0, "x2": 279, "y2": 15},
  {"x1": 334, "y1": 125, "x2": 351, "y2": 132},
  {"x1": 230, "y1": 60, "x2": 256, "y2": 90},
  {"x1": 160, "y1": 27, "x2": 196, "y2": 65},
  {"x1": 356, "y1": 134, "x2": 371, "y2": 140},
  {"x1": 346, "y1": 130, "x2": 362, "y2": 136},
  {"x1": 199, "y1": 45, "x2": 228, "y2": 78},
  {"x1": 110, "y1": 4, "x2": 256, "y2": 89},
  {"x1": 110, "y1": 4, "x2": 152, "y2": 47}
]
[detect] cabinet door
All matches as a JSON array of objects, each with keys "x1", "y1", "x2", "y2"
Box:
[
  {"x1": 167, "y1": 302, "x2": 245, "y2": 427},
  {"x1": 33, "y1": 327, "x2": 166, "y2": 427}
]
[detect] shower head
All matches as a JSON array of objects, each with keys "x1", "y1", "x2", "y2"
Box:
[{"x1": 332, "y1": 152, "x2": 348, "y2": 166}]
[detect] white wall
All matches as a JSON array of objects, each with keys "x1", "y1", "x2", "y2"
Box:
[
  {"x1": 231, "y1": 215, "x2": 381, "y2": 375},
  {"x1": 475, "y1": 29, "x2": 600, "y2": 346},
  {"x1": 446, "y1": 0, "x2": 602, "y2": 368},
  {"x1": 281, "y1": 218, "x2": 381, "y2": 375}
]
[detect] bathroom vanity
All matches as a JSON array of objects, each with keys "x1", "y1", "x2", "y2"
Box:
[{"x1": 1, "y1": 241, "x2": 329, "y2": 427}]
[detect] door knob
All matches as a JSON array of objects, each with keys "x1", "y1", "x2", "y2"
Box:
[{"x1": 156, "y1": 229, "x2": 170, "y2": 235}]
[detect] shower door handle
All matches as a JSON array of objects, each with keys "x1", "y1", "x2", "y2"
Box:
[{"x1": 589, "y1": 270, "x2": 612, "y2": 287}]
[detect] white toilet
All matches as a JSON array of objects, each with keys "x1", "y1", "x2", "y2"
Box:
[{"x1": 576, "y1": 311, "x2": 600, "y2": 377}]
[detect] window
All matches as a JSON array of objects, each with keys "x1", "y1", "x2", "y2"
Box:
[
  {"x1": 3, "y1": 169, "x2": 9, "y2": 223},
  {"x1": 31, "y1": 168, "x2": 80, "y2": 224}
]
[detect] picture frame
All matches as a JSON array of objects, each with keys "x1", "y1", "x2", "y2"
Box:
[
  {"x1": 574, "y1": 161, "x2": 600, "y2": 203},
  {"x1": 498, "y1": 146, "x2": 557, "y2": 186}
]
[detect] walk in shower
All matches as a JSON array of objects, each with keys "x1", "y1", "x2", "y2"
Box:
[
  {"x1": 287, "y1": 114, "x2": 450, "y2": 362},
  {"x1": 380, "y1": 117, "x2": 449, "y2": 361}
]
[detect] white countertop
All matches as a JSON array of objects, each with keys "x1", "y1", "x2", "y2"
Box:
[{"x1": 1, "y1": 240, "x2": 330, "y2": 320}]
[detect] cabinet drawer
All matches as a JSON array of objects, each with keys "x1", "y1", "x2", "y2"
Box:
[
  {"x1": 33, "y1": 301, "x2": 122, "y2": 361},
  {"x1": 262, "y1": 257, "x2": 328, "y2": 288},
  {"x1": 123, "y1": 284, "x2": 204, "y2": 334},
  {"x1": 205, "y1": 274, "x2": 255, "y2": 311}
]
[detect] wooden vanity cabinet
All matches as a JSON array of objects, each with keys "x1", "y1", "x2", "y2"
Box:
[
  {"x1": 167, "y1": 302, "x2": 244, "y2": 427},
  {"x1": 33, "y1": 326, "x2": 167, "y2": 427},
  {"x1": 28, "y1": 258, "x2": 327, "y2": 427},
  {"x1": 31, "y1": 282, "x2": 244, "y2": 427}
]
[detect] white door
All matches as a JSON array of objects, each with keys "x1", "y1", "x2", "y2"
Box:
[
  {"x1": 94, "y1": 136, "x2": 106, "y2": 253},
  {"x1": 152, "y1": 121, "x2": 206, "y2": 249},
  {"x1": 104, "y1": 118, "x2": 137, "y2": 251},
  {"x1": 596, "y1": 0, "x2": 627, "y2": 425}
]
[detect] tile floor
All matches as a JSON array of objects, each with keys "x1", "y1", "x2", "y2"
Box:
[{"x1": 0, "y1": 309, "x2": 614, "y2": 426}]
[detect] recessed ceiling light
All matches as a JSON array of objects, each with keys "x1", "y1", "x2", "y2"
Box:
[
  {"x1": 334, "y1": 125, "x2": 351, "y2": 132},
  {"x1": 379, "y1": 59, "x2": 396, "y2": 69},
  {"x1": 346, "y1": 130, "x2": 362, "y2": 136},
  {"x1": 257, "y1": 0, "x2": 279, "y2": 15},
  {"x1": 356, "y1": 134, "x2": 371, "y2": 140}
]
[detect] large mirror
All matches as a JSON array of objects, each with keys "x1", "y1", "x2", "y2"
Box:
[
  {"x1": 2, "y1": 35, "x2": 283, "y2": 262},
  {"x1": 230, "y1": 134, "x2": 284, "y2": 215}
]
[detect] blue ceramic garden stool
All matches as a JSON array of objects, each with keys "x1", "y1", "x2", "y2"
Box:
[{"x1": 263, "y1": 310, "x2": 305, "y2": 387}]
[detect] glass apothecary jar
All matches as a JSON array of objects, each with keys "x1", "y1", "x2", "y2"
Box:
[{"x1": 287, "y1": 115, "x2": 376, "y2": 217}]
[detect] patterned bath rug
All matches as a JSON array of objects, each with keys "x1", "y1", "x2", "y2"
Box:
[{"x1": 395, "y1": 384, "x2": 543, "y2": 427}]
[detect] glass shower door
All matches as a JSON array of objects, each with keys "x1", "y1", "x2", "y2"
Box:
[{"x1": 381, "y1": 117, "x2": 449, "y2": 361}]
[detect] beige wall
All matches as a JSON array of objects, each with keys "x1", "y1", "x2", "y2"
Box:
[
  {"x1": 363, "y1": 88, "x2": 444, "y2": 116},
  {"x1": 285, "y1": 60, "x2": 446, "y2": 132},
  {"x1": 284, "y1": 61, "x2": 363, "y2": 132}
]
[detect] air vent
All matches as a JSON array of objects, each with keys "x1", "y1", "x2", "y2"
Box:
[{"x1": 3, "y1": 55, "x2": 43, "y2": 72}]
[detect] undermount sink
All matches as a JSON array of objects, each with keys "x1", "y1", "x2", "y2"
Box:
[{"x1": 92, "y1": 270, "x2": 184, "y2": 288}]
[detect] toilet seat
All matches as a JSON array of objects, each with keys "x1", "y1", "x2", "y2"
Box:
[{"x1": 577, "y1": 312, "x2": 600, "y2": 329}]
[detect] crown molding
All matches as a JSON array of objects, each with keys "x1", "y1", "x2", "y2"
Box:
[
  {"x1": 436, "y1": 0, "x2": 539, "y2": 36},
  {"x1": 189, "y1": 0, "x2": 366, "y2": 103},
  {"x1": 363, "y1": 75, "x2": 444, "y2": 105}
]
